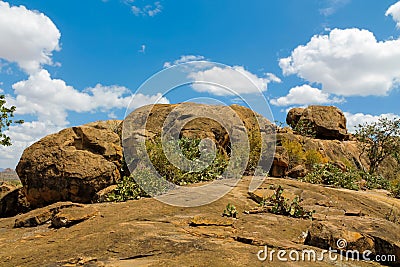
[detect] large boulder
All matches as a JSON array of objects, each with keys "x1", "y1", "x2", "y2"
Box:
[
  {"x1": 305, "y1": 220, "x2": 400, "y2": 265},
  {"x1": 16, "y1": 121, "x2": 123, "y2": 208},
  {"x1": 122, "y1": 103, "x2": 276, "y2": 175},
  {"x1": 286, "y1": 107, "x2": 304, "y2": 128},
  {"x1": 286, "y1": 105, "x2": 349, "y2": 140}
]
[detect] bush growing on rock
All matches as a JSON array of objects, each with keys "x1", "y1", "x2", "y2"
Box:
[
  {"x1": 106, "y1": 137, "x2": 230, "y2": 202},
  {"x1": 293, "y1": 119, "x2": 316, "y2": 138},
  {"x1": 391, "y1": 181, "x2": 400, "y2": 199},
  {"x1": 105, "y1": 167, "x2": 171, "y2": 202},
  {"x1": 146, "y1": 137, "x2": 229, "y2": 185},
  {"x1": 281, "y1": 138, "x2": 327, "y2": 170},
  {"x1": 304, "y1": 149, "x2": 328, "y2": 168},
  {"x1": 360, "y1": 172, "x2": 390, "y2": 190},
  {"x1": 301, "y1": 163, "x2": 360, "y2": 190},
  {"x1": 222, "y1": 203, "x2": 238, "y2": 218},
  {"x1": 259, "y1": 185, "x2": 314, "y2": 219}
]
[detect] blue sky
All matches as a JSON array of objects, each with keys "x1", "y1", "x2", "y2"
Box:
[{"x1": 0, "y1": 0, "x2": 400, "y2": 167}]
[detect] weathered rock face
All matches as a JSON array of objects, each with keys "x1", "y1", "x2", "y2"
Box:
[
  {"x1": 0, "y1": 183, "x2": 16, "y2": 199},
  {"x1": 274, "y1": 131, "x2": 369, "y2": 177},
  {"x1": 305, "y1": 220, "x2": 400, "y2": 264},
  {"x1": 271, "y1": 147, "x2": 289, "y2": 177},
  {"x1": 287, "y1": 105, "x2": 349, "y2": 141},
  {"x1": 286, "y1": 107, "x2": 305, "y2": 128},
  {"x1": 287, "y1": 164, "x2": 307, "y2": 178},
  {"x1": 123, "y1": 103, "x2": 276, "y2": 174},
  {"x1": 16, "y1": 122, "x2": 123, "y2": 208},
  {"x1": 0, "y1": 187, "x2": 30, "y2": 218}
]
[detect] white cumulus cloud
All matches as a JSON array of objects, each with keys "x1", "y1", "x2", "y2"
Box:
[
  {"x1": 344, "y1": 112, "x2": 400, "y2": 133},
  {"x1": 270, "y1": 84, "x2": 344, "y2": 106},
  {"x1": 163, "y1": 55, "x2": 206, "y2": 68},
  {"x1": 0, "y1": 121, "x2": 63, "y2": 168},
  {"x1": 280, "y1": 28, "x2": 400, "y2": 97},
  {"x1": 188, "y1": 65, "x2": 281, "y2": 96},
  {"x1": 386, "y1": 1, "x2": 400, "y2": 28},
  {"x1": 7, "y1": 70, "x2": 169, "y2": 127},
  {"x1": 0, "y1": 1, "x2": 60, "y2": 73},
  {"x1": 0, "y1": 1, "x2": 171, "y2": 168},
  {"x1": 3, "y1": 73, "x2": 169, "y2": 167}
]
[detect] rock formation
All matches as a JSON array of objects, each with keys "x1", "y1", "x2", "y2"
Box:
[
  {"x1": 0, "y1": 187, "x2": 30, "y2": 217},
  {"x1": 122, "y1": 103, "x2": 276, "y2": 174},
  {"x1": 286, "y1": 105, "x2": 349, "y2": 141},
  {"x1": 16, "y1": 121, "x2": 123, "y2": 208}
]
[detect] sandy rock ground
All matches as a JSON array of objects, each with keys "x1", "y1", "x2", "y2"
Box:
[{"x1": 1, "y1": 176, "x2": 399, "y2": 267}]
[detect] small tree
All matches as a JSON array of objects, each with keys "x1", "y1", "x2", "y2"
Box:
[
  {"x1": 1, "y1": 94, "x2": 23, "y2": 146},
  {"x1": 355, "y1": 117, "x2": 400, "y2": 174}
]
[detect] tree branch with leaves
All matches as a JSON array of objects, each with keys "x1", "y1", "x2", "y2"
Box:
[{"x1": 0, "y1": 94, "x2": 23, "y2": 146}]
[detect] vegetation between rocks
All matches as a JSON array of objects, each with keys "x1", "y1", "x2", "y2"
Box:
[
  {"x1": 146, "y1": 137, "x2": 229, "y2": 185},
  {"x1": 106, "y1": 137, "x2": 230, "y2": 202},
  {"x1": 301, "y1": 163, "x2": 360, "y2": 190},
  {"x1": 259, "y1": 185, "x2": 314, "y2": 219},
  {"x1": 293, "y1": 119, "x2": 316, "y2": 138},
  {"x1": 282, "y1": 138, "x2": 328, "y2": 169},
  {"x1": 105, "y1": 168, "x2": 163, "y2": 202}
]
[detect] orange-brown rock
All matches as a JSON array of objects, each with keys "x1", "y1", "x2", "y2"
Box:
[
  {"x1": 0, "y1": 182, "x2": 16, "y2": 199},
  {"x1": 287, "y1": 105, "x2": 349, "y2": 140},
  {"x1": 14, "y1": 202, "x2": 83, "y2": 228},
  {"x1": 274, "y1": 132, "x2": 369, "y2": 177},
  {"x1": 0, "y1": 187, "x2": 30, "y2": 218},
  {"x1": 16, "y1": 121, "x2": 123, "y2": 208}
]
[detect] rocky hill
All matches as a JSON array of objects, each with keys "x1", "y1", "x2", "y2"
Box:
[{"x1": 0, "y1": 103, "x2": 399, "y2": 266}]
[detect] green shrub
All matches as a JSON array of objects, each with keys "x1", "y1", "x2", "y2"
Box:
[
  {"x1": 301, "y1": 163, "x2": 360, "y2": 190},
  {"x1": 147, "y1": 137, "x2": 228, "y2": 185},
  {"x1": 293, "y1": 119, "x2": 316, "y2": 138},
  {"x1": 222, "y1": 203, "x2": 238, "y2": 218},
  {"x1": 106, "y1": 175, "x2": 147, "y2": 202},
  {"x1": 106, "y1": 167, "x2": 171, "y2": 202},
  {"x1": 261, "y1": 185, "x2": 314, "y2": 219},
  {"x1": 390, "y1": 180, "x2": 400, "y2": 199},
  {"x1": 246, "y1": 131, "x2": 262, "y2": 175},
  {"x1": 282, "y1": 139, "x2": 305, "y2": 168},
  {"x1": 108, "y1": 137, "x2": 230, "y2": 202},
  {"x1": 360, "y1": 172, "x2": 390, "y2": 190}
]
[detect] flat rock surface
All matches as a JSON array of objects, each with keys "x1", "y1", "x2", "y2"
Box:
[{"x1": 1, "y1": 177, "x2": 399, "y2": 266}]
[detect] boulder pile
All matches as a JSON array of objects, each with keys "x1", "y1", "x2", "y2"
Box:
[{"x1": 1, "y1": 104, "x2": 372, "y2": 216}]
